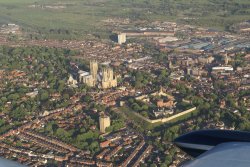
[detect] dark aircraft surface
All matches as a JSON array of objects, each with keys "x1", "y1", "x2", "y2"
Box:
[{"x1": 174, "y1": 130, "x2": 250, "y2": 167}]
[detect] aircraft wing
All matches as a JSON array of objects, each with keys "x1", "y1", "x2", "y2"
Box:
[
  {"x1": 174, "y1": 130, "x2": 250, "y2": 167},
  {"x1": 182, "y1": 142, "x2": 250, "y2": 167},
  {"x1": 0, "y1": 157, "x2": 26, "y2": 167}
]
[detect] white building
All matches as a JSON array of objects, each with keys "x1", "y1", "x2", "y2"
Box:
[
  {"x1": 99, "y1": 114, "x2": 111, "y2": 133},
  {"x1": 118, "y1": 33, "x2": 126, "y2": 44},
  {"x1": 212, "y1": 66, "x2": 234, "y2": 72},
  {"x1": 67, "y1": 74, "x2": 78, "y2": 86}
]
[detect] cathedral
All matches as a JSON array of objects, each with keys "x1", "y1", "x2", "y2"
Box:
[{"x1": 78, "y1": 60, "x2": 117, "y2": 89}]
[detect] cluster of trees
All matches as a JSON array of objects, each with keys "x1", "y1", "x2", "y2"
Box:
[
  {"x1": 153, "y1": 69, "x2": 170, "y2": 87},
  {"x1": 0, "y1": 46, "x2": 84, "y2": 127},
  {"x1": 143, "y1": 146, "x2": 176, "y2": 167},
  {"x1": 41, "y1": 107, "x2": 126, "y2": 154},
  {"x1": 133, "y1": 71, "x2": 153, "y2": 89},
  {"x1": 131, "y1": 68, "x2": 171, "y2": 90},
  {"x1": 231, "y1": 54, "x2": 248, "y2": 68},
  {"x1": 44, "y1": 118, "x2": 100, "y2": 153},
  {"x1": 106, "y1": 119, "x2": 125, "y2": 132},
  {"x1": 147, "y1": 128, "x2": 179, "y2": 167},
  {"x1": 106, "y1": 107, "x2": 125, "y2": 132},
  {"x1": 49, "y1": 29, "x2": 70, "y2": 35},
  {"x1": 26, "y1": 27, "x2": 83, "y2": 40},
  {"x1": 162, "y1": 125, "x2": 180, "y2": 142},
  {"x1": 127, "y1": 98, "x2": 151, "y2": 118},
  {"x1": 153, "y1": 52, "x2": 168, "y2": 63},
  {"x1": 174, "y1": 83, "x2": 193, "y2": 98},
  {"x1": 0, "y1": 118, "x2": 12, "y2": 135},
  {"x1": 128, "y1": 98, "x2": 149, "y2": 111}
]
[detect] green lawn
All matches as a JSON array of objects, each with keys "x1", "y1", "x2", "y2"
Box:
[{"x1": 119, "y1": 106, "x2": 199, "y2": 131}]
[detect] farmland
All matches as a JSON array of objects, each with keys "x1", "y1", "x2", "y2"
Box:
[{"x1": 0, "y1": 0, "x2": 249, "y2": 39}]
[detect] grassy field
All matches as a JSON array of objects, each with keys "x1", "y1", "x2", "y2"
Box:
[
  {"x1": 120, "y1": 106, "x2": 200, "y2": 131},
  {"x1": 0, "y1": 0, "x2": 249, "y2": 39}
]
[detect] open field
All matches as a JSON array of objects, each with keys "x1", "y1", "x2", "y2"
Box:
[{"x1": 0, "y1": 0, "x2": 249, "y2": 39}]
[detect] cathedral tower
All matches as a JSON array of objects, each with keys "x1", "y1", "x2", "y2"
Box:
[{"x1": 90, "y1": 60, "x2": 98, "y2": 81}]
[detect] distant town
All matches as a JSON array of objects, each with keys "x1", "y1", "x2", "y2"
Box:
[{"x1": 0, "y1": 16, "x2": 249, "y2": 167}]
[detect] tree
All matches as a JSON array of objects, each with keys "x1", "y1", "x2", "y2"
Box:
[
  {"x1": 132, "y1": 103, "x2": 141, "y2": 111},
  {"x1": 141, "y1": 111, "x2": 148, "y2": 118},
  {"x1": 63, "y1": 93, "x2": 69, "y2": 100},
  {"x1": 55, "y1": 128, "x2": 71, "y2": 142},
  {"x1": 192, "y1": 96, "x2": 204, "y2": 106},
  {"x1": 82, "y1": 95, "x2": 92, "y2": 103},
  {"x1": 150, "y1": 164, "x2": 157, "y2": 167},
  {"x1": 9, "y1": 108, "x2": 26, "y2": 121},
  {"x1": 201, "y1": 102, "x2": 211, "y2": 111},
  {"x1": 89, "y1": 141, "x2": 99, "y2": 152},
  {"x1": 0, "y1": 119, "x2": 5, "y2": 127},
  {"x1": 8, "y1": 93, "x2": 20, "y2": 101},
  {"x1": 40, "y1": 90, "x2": 49, "y2": 101}
]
